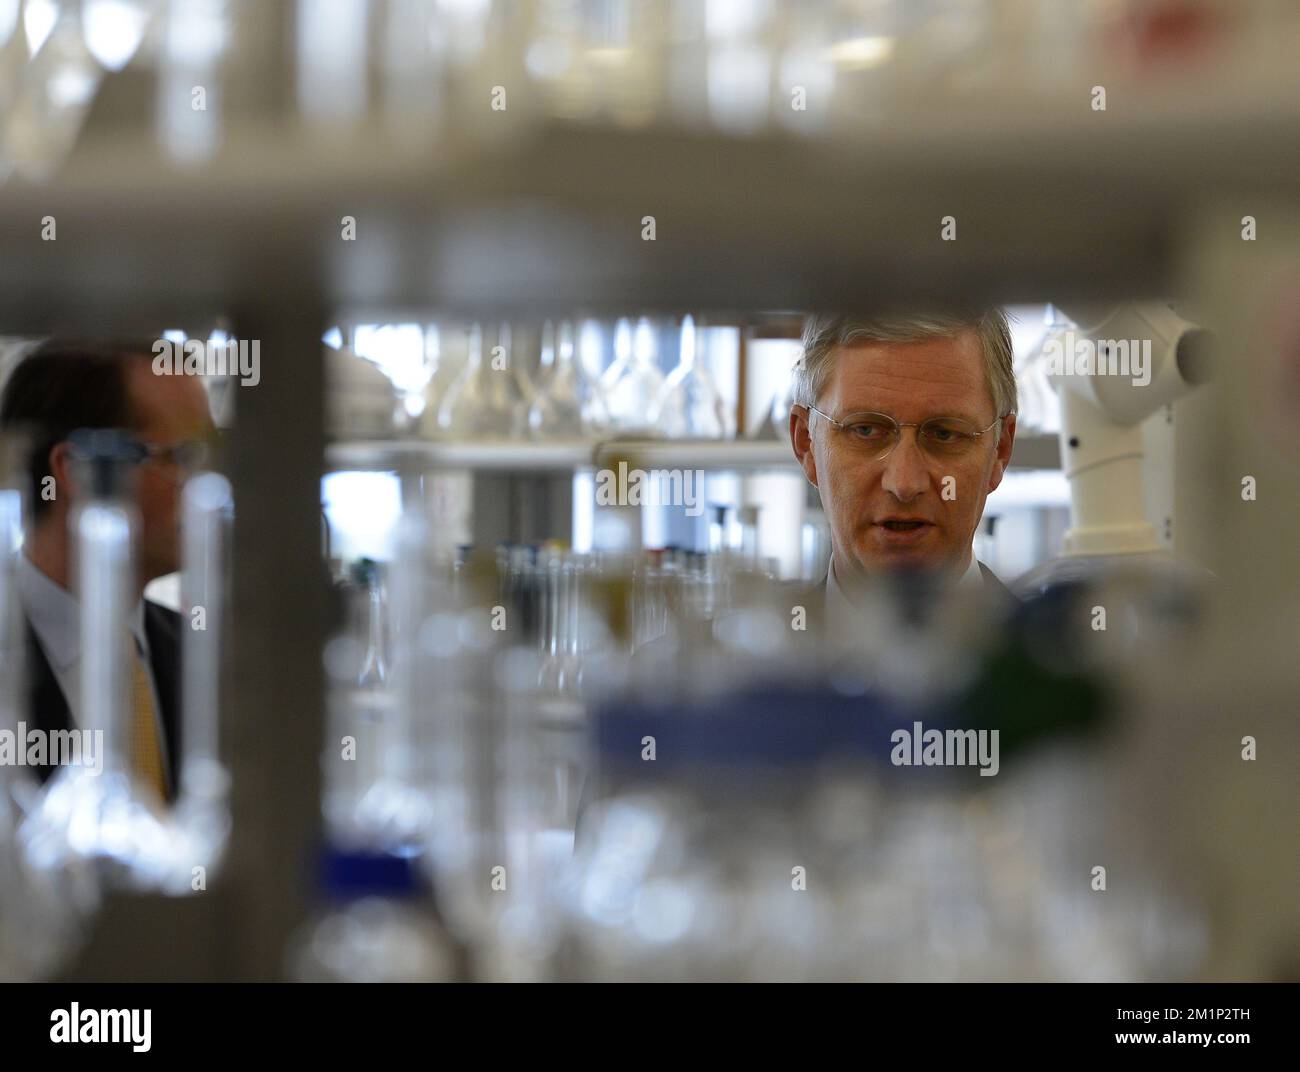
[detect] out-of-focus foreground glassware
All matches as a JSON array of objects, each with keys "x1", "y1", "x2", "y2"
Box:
[
  {"x1": 287, "y1": 846, "x2": 456, "y2": 982},
  {"x1": 17, "y1": 431, "x2": 192, "y2": 894},
  {"x1": 0, "y1": 429, "x2": 93, "y2": 979},
  {"x1": 14, "y1": 431, "x2": 232, "y2": 906},
  {"x1": 2, "y1": 2, "x2": 1289, "y2": 189},
  {"x1": 310, "y1": 499, "x2": 1218, "y2": 981},
  {"x1": 557, "y1": 572, "x2": 1209, "y2": 981},
  {"x1": 323, "y1": 495, "x2": 435, "y2": 855},
  {"x1": 170, "y1": 469, "x2": 232, "y2": 878},
  {"x1": 1, "y1": 0, "x2": 108, "y2": 182}
]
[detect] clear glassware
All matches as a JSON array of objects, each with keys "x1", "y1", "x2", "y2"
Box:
[
  {"x1": 287, "y1": 847, "x2": 457, "y2": 982},
  {"x1": 529, "y1": 320, "x2": 609, "y2": 438},
  {"x1": 82, "y1": 0, "x2": 154, "y2": 72},
  {"x1": 0, "y1": 431, "x2": 95, "y2": 979},
  {"x1": 650, "y1": 314, "x2": 732, "y2": 438},
  {"x1": 438, "y1": 323, "x2": 530, "y2": 439},
  {"x1": 3, "y1": 0, "x2": 105, "y2": 182},
  {"x1": 351, "y1": 323, "x2": 438, "y2": 436},
  {"x1": 602, "y1": 317, "x2": 666, "y2": 436},
  {"x1": 561, "y1": 573, "x2": 1208, "y2": 982},
  {"x1": 155, "y1": 0, "x2": 228, "y2": 165},
  {"x1": 0, "y1": 1, "x2": 29, "y2": 182},
  {"x1": 170, "y1": 470, "x2": 232, "y2": 881},
  {"x1": 18, "y1": 432, "x2": 183, "y2": 894},
  {"x1": 330, "y1": 507, "x2": 435, "y2": 856}
]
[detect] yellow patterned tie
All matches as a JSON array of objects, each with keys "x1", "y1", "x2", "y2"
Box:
[{"x1": 128, "y1": 635, "x2": 168, "y2": 802}]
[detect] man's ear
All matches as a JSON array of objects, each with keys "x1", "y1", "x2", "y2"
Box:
[
  {"x1": 789, "y1": 404, "x2": 818, "y2": 488},
  {"x1": 47, "y1": 441, "x2": 77, "y2": 506},
  {"x1": 986, "y1": 412, "x2": 1017, "y2": 494}
]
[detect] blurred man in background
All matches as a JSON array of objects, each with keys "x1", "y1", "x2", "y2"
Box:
[
  {"x1": 789, "y1": 310, "x2": 1019, "y2": 621},
  {"x1": 0, "y1": 342, "x2": 214, "y2": 804}
]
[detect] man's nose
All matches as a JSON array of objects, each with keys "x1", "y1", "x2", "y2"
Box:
[{"x1": 879, "y1": 428, "x2": 930, "y2": 501}]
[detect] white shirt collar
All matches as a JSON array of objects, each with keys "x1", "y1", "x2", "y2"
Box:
[{"x1": 15, "y1": 552, "x2": 150, "y2": 671}]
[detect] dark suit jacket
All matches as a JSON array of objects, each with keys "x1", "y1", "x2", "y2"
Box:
[{"x1": 24, "y1": 601, "x2": 183, "y2": 802}]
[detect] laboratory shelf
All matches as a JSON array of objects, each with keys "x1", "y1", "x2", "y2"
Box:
[{"x1": 326, "y1": 433, "x2": 1061, "y2": 472}]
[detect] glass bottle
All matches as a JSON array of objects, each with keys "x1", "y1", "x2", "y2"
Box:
[{"x1": 651, "y1": 314, "x2": 732, "y2": 438}]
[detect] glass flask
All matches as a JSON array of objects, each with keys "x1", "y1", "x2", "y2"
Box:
[
  {"x1": 438, "y1": 323, "x2": 530, "y2": 439},
  {"x1": 417, "y1": 551, "x2": 598, "y2": 981},
  {"x1": 287, "y1": 847, "x2": 457, "y2": 982},
  {"x1": 529, "y1": 320, "x2": 609, "y2": 438},
  {"x1": 324, "y1": 504, "x2": 435, "y2": 855},
  {"x1": 650, "y1": 315, "x2": 733, "y2": 438},
  {"x1": 601, "y1": 317, "x2": 666, "y2": 435},
  {"x1": 18, "y1": 431, "x2": 183, "y2": 893}
]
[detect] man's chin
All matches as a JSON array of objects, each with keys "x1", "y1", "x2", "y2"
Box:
[{"x1": 853, "y1": 544, "x2": 951, "y2": 576}]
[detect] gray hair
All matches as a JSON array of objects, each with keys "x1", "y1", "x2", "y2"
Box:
[{"x1": 793, "y1": 310, "x2": 1017, "y2": 420}]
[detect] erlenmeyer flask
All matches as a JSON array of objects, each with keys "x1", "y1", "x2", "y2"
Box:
[
  {"x1": 650, "y1": 314, "x2": 732, "y2": 438},
  {"x1": 602, "y1": 317, "x2": 665, "y2": 435},
  {"x1": 529, "y1": 320, "x2": 608, "y2": 438},
  {"x1": 438, "y1": 323, "x2": 530, "y2": 439}
]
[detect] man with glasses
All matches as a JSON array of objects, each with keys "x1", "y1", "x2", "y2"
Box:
[
  {"x1": 0, "y1": 341, "x2": 216, "y2": 804},
  {"x1": 789, "y1": 311, "x2": 1019, "y2": 620}
]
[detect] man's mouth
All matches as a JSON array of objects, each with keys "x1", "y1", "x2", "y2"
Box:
[{"x1": 879, "y1": 520, "x2": 929, "y2": 532}]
